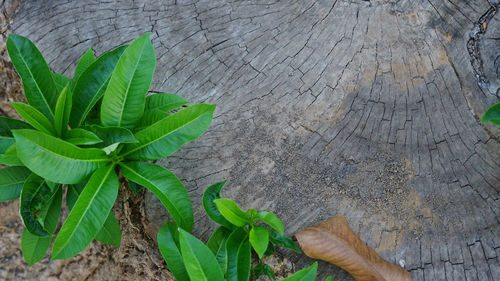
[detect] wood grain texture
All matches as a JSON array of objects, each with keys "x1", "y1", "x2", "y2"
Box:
[{"x1": 5, "y1": 0, "x2": 500, "y2": 280}]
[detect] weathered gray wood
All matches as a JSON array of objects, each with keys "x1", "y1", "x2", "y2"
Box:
[{"x1": 2, "y1": 0, "x2": 499, "y2": 280}]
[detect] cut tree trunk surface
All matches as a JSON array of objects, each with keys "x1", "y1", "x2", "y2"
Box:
[{"x1": 3, "y1": 0, "x2": 500, "y2": 280}]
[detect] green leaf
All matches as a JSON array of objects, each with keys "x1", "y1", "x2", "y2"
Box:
[
  {"x1": 20, "y1": 174, "x2": 58, "y2": 236},
  {"x1": 70, "y1": 45, "x2": 127, "y2": 128},
  {"x1": 146, "y1": 93, "x2": 188, "y2": 112},
  {"x1": 53, "y1": 85, "x2": 72, "y2": 137},
  {"x1": 213, "y1": 198, "x2": 250, "y2": 227},
  {"x1": 324, "y1": 276, "x2": 334, "y2": 281},
  {"x1": 66, "y1": 183, "x2": 85, "y2": 209},
  {"x1": 100, "y1": 33, "x2": 155, "y2": 129},
  {"x1": 87, "y1": 125, "x2": 137, "y2": 146},
  {"x1": 247, "y1": 209, "x2": 257, "y2": 218},
  {"x1": 254, "y1": 211, "x2": 284, "y2": 235},
  {"x1": 0, "y1": 137, "x2": 15, "y2": 154},
  {"x1": 103, "y1": 143, "x2": 120, "y2": 155},
  {"x1": 94, "y1": 211, "x2": 121, "y2": 247},
  {"x1": 11, "y1": 102, "x2": 55, "y2": 135},
  {"x1": 268, "y1": 230, "x2": 301, "y2": 254},
  {"x1": 52, "y1": 73, "x2": 72, "y2": 92},
  {"x1": 252, "y1": 264, "x2": 276, "y2": 280},
  {"x1": 202, "y1": 180, "x2": 234, "y2": 229},
  {"x1": 178, "y1": 228, "x2": 225, "y2": 281},
  {"x1": 21, "y1": 187, "x2": 62, "y2": 265},
  {"x1": 250, "y1": 226, "x2": 269, "y2": 259},
  {"x1": 157, "y1": 222, "x2": 189, "y2": 281},
  {"x1": 0, "y1": 116, "x2": 32, "y2": 137},
  {"x1": 207, "y1": 227, "x2": 232, "y2": 273},
  {"x1": 13, "y1": 129, "x2": 110, "y2": 184},
  {"x1": 66, "y1": 183, "x2": 121, "y2": 246},
  {"x1": 481, "y1": 102, "x2": 500, "y2": 125},
  {"x1": 216, "y1": 237, "x2": 229, "y2": 274},
  {"x1": 0, "y1": 166, "x2": 31, "y2": 201},
  {"x1": 65, "y1": 128, "x2": 103, "y2": 145},
  {"x1": 135, "y1": 109, "x2": 168, "y2": 130},
  {"x1": 226, "y1": 228, "x2": 252, "y2": 281},
  {"x1": 74, "y1": 48, "x2": 95, "y2": 83},
  {"x1": 207, "y1": 226, "x2": 231, "y2": 254},
  {"x1": 122, "y1": 104, "x2": 215, "y2": 160},
  {"x1": 127, "y1": 180, "x2": 142, "y2": 195},
  {"x1": 0, "y1": 143, "x2": 23, "y2": 166},
  {"x1": 281, "y1": 262, "x2": 318, "y2": 281},
  {"x1": 6, "y1": 34, "x2": 58, "y2": 121},
  {"x1": 120, "y1": 161, "x2": 193, "y2": 231},
  {"x1": 263, "y1": 240, "x2": 276, "y2": 257},
  {"x1": 52, "y1": 164, "x2": 118, "y2": 259}
]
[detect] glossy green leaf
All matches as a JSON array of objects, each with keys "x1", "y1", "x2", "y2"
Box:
[
  {"x1": 263, "y1": 240, "x2": 276, "y2": 257},
  {"x1": 20, "y1": 174, "x2": 58, "y2": 236},
  {"x1": 207, "y1": 226, "x2": 231, "y2": 274},
  {"x1": 122, "y1": 104, "x2": 215, "y2": 160},
  {"x1": 135, "y1": 109, "x2": 168, "y2": 130},
  {"x1": 100, "y1": 33, "x2": 155, "y2": 129},
  {"x1": 94, "y1": 211, "x2": 121, "y2": 247},
  {"x1": 11, "y1": 102, "x2": 55, "y2": 135},
  {"x1": 202, "y1": 180, "x2": 234, "y2": 229},
  {"x1": 6, "y1": 34, "x2": 58, "y2": 121},
  {"x1": 0, "y1": 166, "x2": 31, "y2": 201},
  {"x1": 213, "y1": 198, "x2": 249, "y2": 227},
  {"x1": 324, "y1": 276, "x2": 334, "y2": 281},
  {"x1": 21, "y1": 187, "x2": 62, "y2": 265},
  {"x1": 207, "y1": 226, "x2": 231, "y2": 254},
  {"x1": 250, "y1": 226, "x2": 269, "y2": 259},
  {"x1": 52, "y1": 164, "x2": 118, "y2": 259},
  {"x1": 254, "y1": 211, "x2": 284, "y2": 235},
  {"x1": 127, "y1": 180, "x2": 142, "y2": 195},
  {"x1": 103, "y1": 143, "x2": 120, "y2": 155},
  {"x1": 88, "y1": 125, "x2": 137, "y2": 146},
  {"x1": 0, "y1": 137, "x2": 15, "y2": 154},
  {"x1": 207, "y1": 226, "x2": 231, "y2": 273},
  {"x1": 216, "y1": 237, "x2": 229, "y2": 274},
  {"x1": 65, "y1": 183, "x2": 85, "y2": 209},
  {"x1": 120, "y1": 161, "x2": 193, "y2": 231},
  {"x1": 52, "y1": 73, "x2": 72, "y2": 92},
  {"x1": 74, "y1": 48, "x2": 95, "y2": 83},
  {"x1": 281, "y1": 262, "x2": 318, "y2": 281},
  {"x1": 0, "y1": 143, "x2": 23, "y2": 166},
  {"x1": 178, "y1": 228, "x2": 225, "y2": 281},
  {"x1": 65, "y1": 128, "x2": 103, "y2": 145},
  {"x1": 53, "y1": 85, "x2": 72, "y2": 137},
  {"x1": 13, "y1": 129, "x2": 110, "y2": 184},
  {"x1": 0, "y1": 116, "x2": 32, "y2": 137},
  {"x1": 146, "y1": 93, "x2": 188, "y2": 112},
  {"x1": 226, "y1": 228, "x2": 251, "y2": 281},
  {"x1": 157, "y1": 222, "x2": 189, "y2": 281},
  {"x1": 252, "y1": 264, "x2": 276, "y2": 280},
  {"x1": 481, "y1": 102, "x2": 500, "y2": 125},
  {"x1": 66, "y1": 183, "x2": 121, "y2": 246},
  {"x1": 70, "y1": 45, "x2": 127, "y2": 128},
  {"x1": 268, "y1": 230, "x2": 301, "y2": 254}
]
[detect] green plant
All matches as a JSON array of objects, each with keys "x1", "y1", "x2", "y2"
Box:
[
  {"x1": 481, "y1": 102, "x2": 500, "y2": 125},
  {"x1": 1, "y1": 33, "x2": 214, "y2": 264},
  {"x1": 157, "y1": 180, "x2": 332, "y2": 281}
]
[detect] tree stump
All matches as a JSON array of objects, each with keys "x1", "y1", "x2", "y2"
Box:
[{"x1": 2, "y1": 0, "x2": 499, "y2": 280}]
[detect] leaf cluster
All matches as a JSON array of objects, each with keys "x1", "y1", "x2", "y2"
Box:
[
  {"x1": 157, "y1": 181, "x2": 333, "y2": 281},
  {"x1": 1, "y1": 34, "x2": 214, "y2": 264}
]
